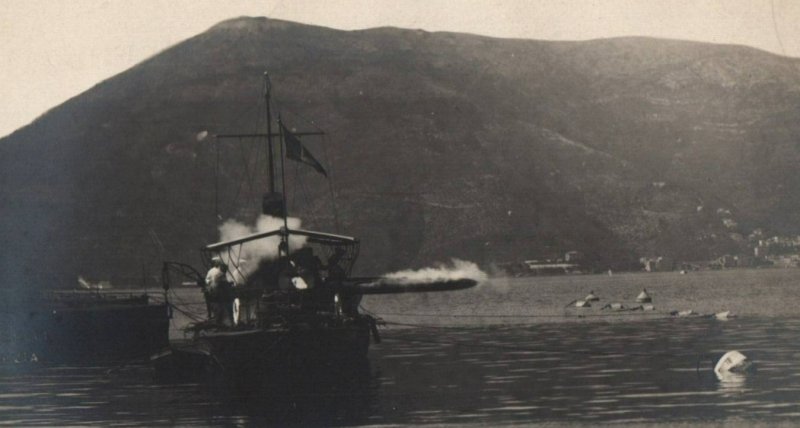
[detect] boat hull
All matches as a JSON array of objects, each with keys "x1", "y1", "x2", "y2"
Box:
[{"x1": 153, "y1": 320, "x2": 372, "y2": 388}]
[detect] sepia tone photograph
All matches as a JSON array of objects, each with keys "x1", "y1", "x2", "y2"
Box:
[{"x1": 1, "y1": 0, "x2": 800, "y2": 426}]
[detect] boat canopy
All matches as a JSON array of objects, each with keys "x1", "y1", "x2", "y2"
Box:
[{"x1": 204, "y1": 227, "x2": 358, "y2": 252}]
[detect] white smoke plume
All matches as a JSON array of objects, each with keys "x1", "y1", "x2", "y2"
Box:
[
  {"x1": 382, "y1": 259, "x2": 488, "y2": 285},
  {"x1": 216, "y1": 215, "x2": 307, "y2": 282}
]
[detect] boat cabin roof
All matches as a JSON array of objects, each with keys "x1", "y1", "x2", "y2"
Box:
[{"x1": 204, "y1": 227, "x2": 358, "y2": 252}]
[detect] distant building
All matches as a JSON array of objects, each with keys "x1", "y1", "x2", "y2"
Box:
[
  {"x1": 718, "y1": 255, "x2": 736, "y2": 268},
  {"x1": 722, "y1": 218, "x2": 738, "y2": 229},
  {"x1": 748, "y1": 228, "x2": 764, "y2": 242},
  {"x1": 564, "y1": 251, "x2": 583, "y2": 262},
  {"x1": 770, "y1": 255, "x2": 800, "y2": 268},
  {"x1": 642, "y1": 256, "x2": 674, "y2": 272},
  {"x1": 523, "y1": 260, "x2": 580, "y2": 275}
]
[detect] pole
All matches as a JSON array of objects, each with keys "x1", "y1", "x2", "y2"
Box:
[
  {"x1": 264, "y1": 72, "x2": 275, "y2": 194},
  {"x1": 278, "y1": 115, "x2": 290, "y2": 254}
]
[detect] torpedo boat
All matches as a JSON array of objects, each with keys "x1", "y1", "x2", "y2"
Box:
[{"x1": 152, "y1": 73, "x2": 477, "y2": 386}]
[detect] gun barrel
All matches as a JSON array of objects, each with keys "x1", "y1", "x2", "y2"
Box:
[{"x1": 341, "y1": 278, "x2": 477, "y2": 295}]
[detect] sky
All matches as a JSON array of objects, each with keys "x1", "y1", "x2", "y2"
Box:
[{"x1": 1, "y1": 0, "x2": 798, "y2": 138}]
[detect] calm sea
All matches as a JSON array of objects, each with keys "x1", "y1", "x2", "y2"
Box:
[{"x1": 2, "y1": 268, "x2": 800, "y2": 426}]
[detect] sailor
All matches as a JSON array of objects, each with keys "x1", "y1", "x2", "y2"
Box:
[
  {"x1": 205, "y1": 258, "x2": 236, "y2": 325},
  {"x1": 290, "y1": 261, "x2": 310, "y2": 290},
  {"x1": 292, "y1": 247, "x2": 321, "y2": 290},
  {"x1": 204, "y1": 259, "x2": 222, "y2": 320},
  {"x1": 205, "y1": 258, "x2": 225, "y2": 292},
  {"x1": 326, "y1": 247, "x2": 347, "y2": 281}
]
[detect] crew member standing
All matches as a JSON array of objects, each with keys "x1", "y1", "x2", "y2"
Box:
[{"x1": 205, "y1": 259, "x2": 235, "y2": 325}]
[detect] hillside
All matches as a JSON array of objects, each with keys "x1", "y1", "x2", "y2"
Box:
[{"x1": 2, "y1": 17, "x2": 800, "y2": 287}]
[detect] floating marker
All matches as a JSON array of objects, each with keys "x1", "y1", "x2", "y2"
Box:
[
  {"x1": 714, "y1": 311, "x2": 735, "y2": 321},
  {"x1": 636, "y1": 288, "x2": 652, "y2": 303},
  {"x1": 714, "y1": 350, "x2": 751, "y2": 376}
]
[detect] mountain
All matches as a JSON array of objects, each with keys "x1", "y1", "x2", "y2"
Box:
[{"x1": 2, "y1": 17, "x2": 800, "y2": 287}]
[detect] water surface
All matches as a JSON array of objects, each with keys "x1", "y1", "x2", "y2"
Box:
[{"x1": 2, "y1": 269, "x2": 799, "y2": 426}]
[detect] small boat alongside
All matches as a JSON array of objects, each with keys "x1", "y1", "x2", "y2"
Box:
[{"x1": 1, "y1": 289, "x2": 169, "y2": 364}]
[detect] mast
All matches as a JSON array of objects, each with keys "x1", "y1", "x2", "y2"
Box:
[
  {"x1": 265, "y1": 73, "x2": 289, "y2": 256},
  {"x1": 278, "y1": 115, "x2": 290, "y2": 254},
  {"x1": 264, "y1": 72, "x2": 275, "y2": 194},
  {"x1": 215, "y1": 73, "x2": 324, "y2": 256}
]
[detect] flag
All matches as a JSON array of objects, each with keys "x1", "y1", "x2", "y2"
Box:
[{"x1": 280, "y1": 122, "x2": 327, "y2": 177}]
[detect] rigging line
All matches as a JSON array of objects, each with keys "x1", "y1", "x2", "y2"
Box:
[
  {"x1": 253, "y1": 102, "x2": 269, "y2": 191},
  {"x1": 225, "y1": 245, "x2": 245, "y2": 283},
  {"x1": 165, "y1": 291, "x2": 206, "y2": 322},
  {"x1": 250, "y1": 135, "x2": 263, "y2": 208},
  {"x1": 168, "y1": 302, "x2": 205, "y2": 323},
  {"x1": 236, "y1": 136, "x2": 258, "y2": 207},
  {"x1": 165, "y1": 291, "x2": 203, "y2": 308},
  {"x1": 225, "y1": 139, "x2": 247, "y2": 214},
  {"x1": 234, "y1": 244, "x2": 246, "y2": 281},
  {"x1": 280, "y1": 107, "x2": 323, "y2": 218},
  {"x1": 287, "y1": 159, "x2": 298, "y2": 214},
  {"x1": 222, "y1": 89, "x2": 266, "y2": 213},
  {"x1": 296, "y1": 160, "x2": 315, "y2": 221},
  {"x1": 273, "y1": 97, "x2": 340, "y2": 231}
]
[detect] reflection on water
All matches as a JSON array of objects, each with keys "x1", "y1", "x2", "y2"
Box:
[
  {"x1": 0, "y1": 362, "x2": 379, "y2": 427},
  {"x1": 1, "y1": 316, "x2": 800, "y2": 426}
]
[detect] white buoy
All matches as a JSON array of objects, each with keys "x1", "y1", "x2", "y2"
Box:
[
  {"x1": 714, "y1": 311, "x2": 735, "y2": 321},
  {"x1": 714, "y1": 350, "x2": 751, "y2": 376},
  {"x1": 636, "y1": 289, "x2": 652, "y2": 303},
  {"x1": 584, "y1": 291, "x2": 599, "y2": 302}
]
